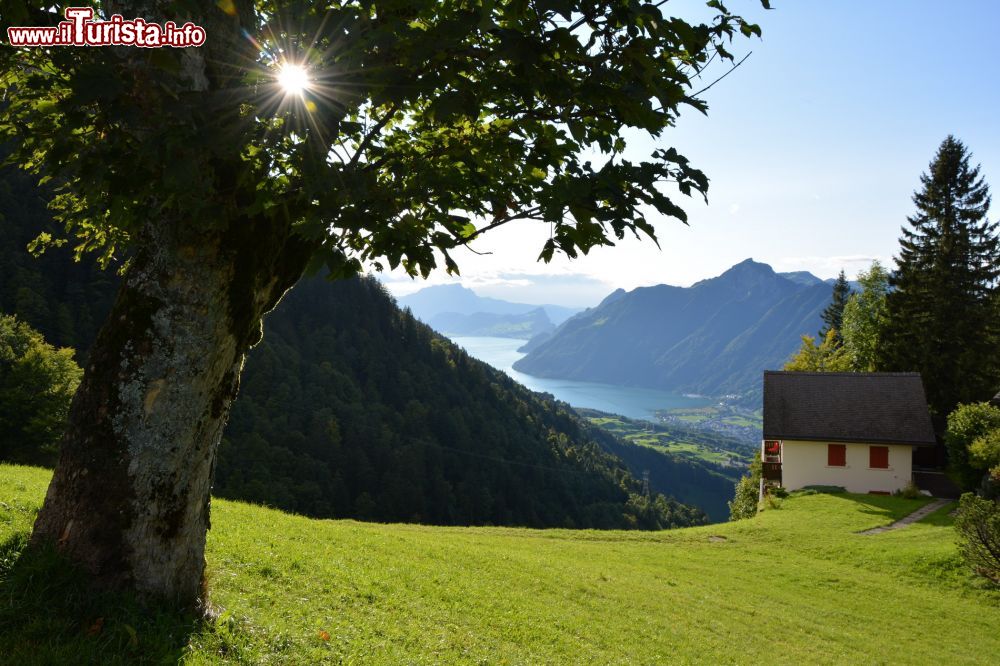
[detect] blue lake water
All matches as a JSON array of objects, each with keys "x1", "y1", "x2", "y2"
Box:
[{"x1": 450, "y1": 336, "x2": 713, "y2": 422}]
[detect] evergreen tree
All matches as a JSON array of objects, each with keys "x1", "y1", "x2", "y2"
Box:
[
  {"x1": 879, "y1": 136, "x2": 1000, "y2": 423},
  {"x1": 820, "y1": 270, "x2": 851, "y2": 343}
]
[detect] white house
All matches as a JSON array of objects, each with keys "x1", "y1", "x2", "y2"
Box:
[{"x1": 761, "y1": 371, "x2": 937, "y2": 495}]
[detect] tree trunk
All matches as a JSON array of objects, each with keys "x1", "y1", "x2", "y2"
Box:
[{"x1": 31, "y1": 214, "x2": 313, "y2": 605}]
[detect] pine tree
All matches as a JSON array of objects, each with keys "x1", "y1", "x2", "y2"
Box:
[
  {"x1": 820, "y1": 270, "x2": 851, "y2": 343},
  {"x1": 879, "y1": 136, "x2": 1000, "y2": 422}
]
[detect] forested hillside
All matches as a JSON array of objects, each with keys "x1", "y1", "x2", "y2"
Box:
[
  {"x1": 217, "y1": 275, "x2": 704, "y2": 528},
  {"x1": 0, "y1": 151, "x2": 117, "y2": 356},
  {"x1": 1, "y1": 158, "x2": 706, "y2": 529}
]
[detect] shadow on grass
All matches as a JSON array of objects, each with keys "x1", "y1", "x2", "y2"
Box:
[
  {"x1": 790, "y1": 487, "x2": 934, "y2": 522},
  {"x1": 0, "y1": 531, "x2": 244, "y2": 664}
]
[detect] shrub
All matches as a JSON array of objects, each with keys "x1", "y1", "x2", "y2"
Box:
[
  {"x1": 969, "y1": 429, "x2": 1000, "y2": 481},
  {"x1": 945, "y1": 403, "x2": 1000, "y2": 490},
  {"x1": 0, "y1": 315, "x2": 82, "y2": 466},
  {"x1": 895, "y1": 481, "x2": 922, "y2": 499},
  {"x1": 728, "y1": 451, "x2": 762, "y2": 521},
  {"x1": 954, "y1": 493, "x2": 1000, "y2": 587}
]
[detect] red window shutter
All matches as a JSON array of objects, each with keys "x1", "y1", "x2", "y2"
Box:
[
  {"x1": 870, "y1": 446, "x2": 889, "y2": 469},
  {"x1": 828, "y1": 444, "x2": 846, "y2": 467}
]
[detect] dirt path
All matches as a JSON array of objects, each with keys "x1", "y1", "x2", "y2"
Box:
[{"x1": 857, "y1": 498, "x2": 952, "y2": 535}]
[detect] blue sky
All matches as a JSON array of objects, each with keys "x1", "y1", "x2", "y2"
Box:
[{"x1": 383, "y1": 0, "x2": 1000, "y2": 307}]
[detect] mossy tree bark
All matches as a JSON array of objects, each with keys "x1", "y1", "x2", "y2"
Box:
[{"x1": 31, "y1": 213, "x2": 312, "y2": 604}]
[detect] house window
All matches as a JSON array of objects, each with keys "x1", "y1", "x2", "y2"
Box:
[
  {"x1": 870, "y1": 446, "x2": 889, "y2": 469},
  {"x1": 827, "y1": 444, "x2": 846, "y2": 467}
]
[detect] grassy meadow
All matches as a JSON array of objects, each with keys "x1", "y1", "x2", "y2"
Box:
[{"x1": 1, "y1": 464, "x2": 997, "y2": 664}]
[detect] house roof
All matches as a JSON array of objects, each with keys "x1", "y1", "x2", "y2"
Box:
[{"x1": 763, "y1": 371, "x2": 937, "y2": 446}]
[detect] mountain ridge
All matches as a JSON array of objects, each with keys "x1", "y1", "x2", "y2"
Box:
[
  {"x1": 399, "y1": 283, "x2": 581, "y2": 326},
  {"x1": 513, "y1": 259, "x2": 831, "y2": 398}
]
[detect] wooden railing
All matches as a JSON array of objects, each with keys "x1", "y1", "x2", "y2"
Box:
[{"x1": 762, "y1": 462, "x2": 782, "y2": 481}]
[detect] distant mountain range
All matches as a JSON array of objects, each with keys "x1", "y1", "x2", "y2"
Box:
[
  {"x1": 399, "y1": 284, "x2": 581, "y2": 339},
  {"x1": 513, "y1": 259, "x2": 833, "y2": 399}
]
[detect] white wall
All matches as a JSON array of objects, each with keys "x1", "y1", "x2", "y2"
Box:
[{"x1": 779, "y1": 440, "x2": 913, "y2": 494}]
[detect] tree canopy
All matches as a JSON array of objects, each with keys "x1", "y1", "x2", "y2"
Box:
[
  {"x1": 1, "y1": 0, "x2": 768, "y2": 275},
  {"x1": 841, "y1": 261, "x2": 889, "y2": 372},
  {"x1": 1, "y1": 1, "x2": 770, "y2": 603},
  {"x1": 0, "y1": 314, "x2": 82, "y2": 466},
  {"x1": 783, "y1": 330, "x2": 850, "y2": 373},
  {"x1": 878, "y1": 136, "x2": 1000, "y2": 421},
  {"x1": 946, "y1": 402, "x2": 1000, "y2": 491}
]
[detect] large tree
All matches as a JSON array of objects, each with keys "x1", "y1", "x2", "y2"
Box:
[
  {"x1": 879, "y1": 136, "x2": 1000, "y2": 422},
  {"x1": 0, "y1": 1, "x2": 767, "y2": 604}
]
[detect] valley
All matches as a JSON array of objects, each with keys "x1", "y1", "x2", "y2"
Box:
[
  {"x1": 451, "y1": 335, "x2": 712, "y2": 422},
  {"x1": 580, "y1": 409, "x2": 754, "y2": 469}
]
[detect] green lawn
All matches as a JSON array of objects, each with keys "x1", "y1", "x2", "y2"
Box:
[{"x1": 1, "y1": 464, "x2": 997, "y2": 664}]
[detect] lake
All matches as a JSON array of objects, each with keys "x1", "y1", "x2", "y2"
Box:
[{"x1": 450, "y1": 336, "x2": 713, "y2": 422}]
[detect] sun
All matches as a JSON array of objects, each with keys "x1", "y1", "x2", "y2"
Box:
[{"x1": 278, "y1": 64, "x2": 310, "y2": 96}]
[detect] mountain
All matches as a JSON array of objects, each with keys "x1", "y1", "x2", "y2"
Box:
[
  {"x1": 215, "y1": 275, "x2": 706, "y2": 528},
  {"x1": 513, "y1": 259, "x2": 831, "y2": 397},
  {"x1": 0, "y1": 160, "x2": 709, "y2": 528},
  {"x1": 426, "y1": 307, "x2": 554, "y2": 340},
  {"x1": 779, "y1": 271, "x2": 826, "y2": 287},
  {"x1": 825, "y1": 276, "x2": 863, "y2": 291},
  {"x1": 399, "y1": 283, "x2": 581, "y2": 326}
]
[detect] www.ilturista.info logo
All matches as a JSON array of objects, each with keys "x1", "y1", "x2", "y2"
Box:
[{"x1": 7, "y1": 7, "x2": 206, "y2": 48}]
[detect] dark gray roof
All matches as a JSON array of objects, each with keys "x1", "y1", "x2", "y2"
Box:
[{"x1": 763, "y1": 371, "x2": 937, "y2": 446}]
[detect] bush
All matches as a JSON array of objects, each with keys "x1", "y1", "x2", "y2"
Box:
[
  {"x1": 895, "y1": 481, "x2": 922, "y2": 499},
  {"x1": 728, "y1": 451, "x2": 762, "y2": 521},
  {"x1": 0, "y1": 315, "x2": 82, "y2": 466},
  {"x1": 954, "y1": 493, "x2": 1000, "y2": 587},
  {"x1": 945, "y1": 403, "x2": 1000, "y2": 491}
]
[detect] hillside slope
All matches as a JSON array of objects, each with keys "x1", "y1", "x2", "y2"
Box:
[
  {"x1": 1, "y1": 159, "x2": 705, "y2": 529},
  {"x1": 217, "y1": 275, "x2": 704, "y2": 529},
  {"x1": 2, "y1": 465, "x2": 997, "y2": 664},
  {"x1": 514, "y1": 259, "x2": 830, "y2": 397}
]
